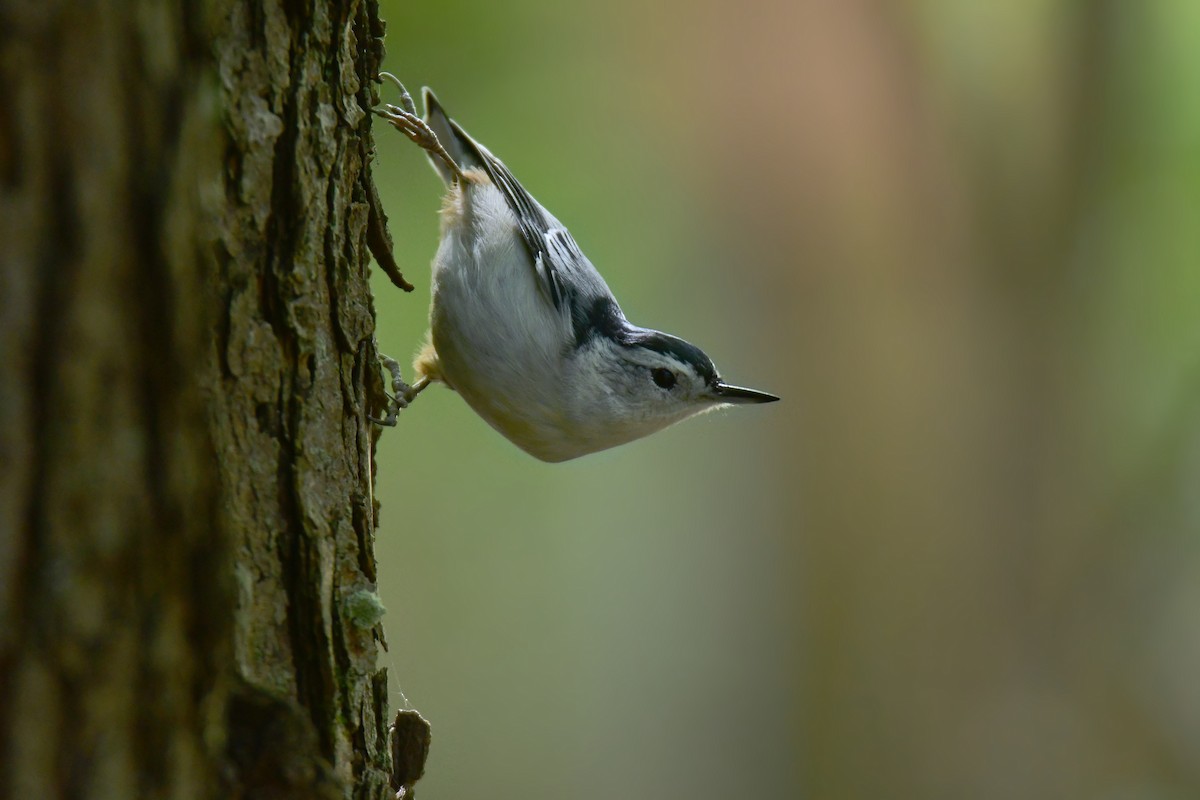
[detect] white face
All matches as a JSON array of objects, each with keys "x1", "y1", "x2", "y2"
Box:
[
  {"x1": 605, "y1": 345, "x2": 720, "y2": 420},
  {"x1": 556, "y1": 339, "x2": 725, "y2": 457},
  {"x1": 511, "y1": 335, "x2": 775, "y2": 462}
]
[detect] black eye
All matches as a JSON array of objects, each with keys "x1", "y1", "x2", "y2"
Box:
[{"x1": 651, "y1": 368, "x2": 677, "y2": 390}]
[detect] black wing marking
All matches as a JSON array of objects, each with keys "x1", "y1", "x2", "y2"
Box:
[
  {"x1": 445, "y1": 118, "x2": 583, "y2": 312},
  {"x1": 479, "y1": 150, "x2": 584, "y2": 311}
]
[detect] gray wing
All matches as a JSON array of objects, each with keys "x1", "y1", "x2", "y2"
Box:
[
  {"x1": 475, "y1": 153, "x2": 587, "y2": 312},
  {"x1": 422, "y1": 88, "x2": 611, "y2": 323}
]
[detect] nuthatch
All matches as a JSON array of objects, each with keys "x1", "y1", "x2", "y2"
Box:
[{"x1": 373, "y1": 74, "x2": 777, "y2": 462}]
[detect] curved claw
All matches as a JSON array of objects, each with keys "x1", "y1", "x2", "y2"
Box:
[
  {"x1": 373, "y1": 73, "x2": 465, "y2": 183},
  {"x1": 378, "y1": 72, "x2": 417, "y2": 115},
  {"x1": 369, "y1": 354, "x2": 432, "y2": 427}
]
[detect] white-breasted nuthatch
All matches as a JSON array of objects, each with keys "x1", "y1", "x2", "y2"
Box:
[{"x1": 373, "y1": 74, "x2": 778, "y2": 462}]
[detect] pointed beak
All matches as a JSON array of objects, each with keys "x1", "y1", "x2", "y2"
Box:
[{"x1": 711, "y1": 381, "x2": 780, "y2": 405}]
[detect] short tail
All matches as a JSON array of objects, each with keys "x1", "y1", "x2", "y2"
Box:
[{"x1": 422, "y1": 88, "x2": 486, "y2": 185}]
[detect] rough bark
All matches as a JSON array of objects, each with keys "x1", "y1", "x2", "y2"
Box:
[{"x1": 0, "y1": 1, "x2": 399, "y2": 798}]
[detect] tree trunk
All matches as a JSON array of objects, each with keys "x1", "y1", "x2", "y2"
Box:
[{"x1": 0, "y1": 1, "x2": 401, "y2": 797}]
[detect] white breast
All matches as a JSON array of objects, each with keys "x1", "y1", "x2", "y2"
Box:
[{"x1": 428, "y1": 179, "x2": 580, "y2": 461}]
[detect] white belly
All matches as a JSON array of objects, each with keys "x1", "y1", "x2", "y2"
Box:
[{"x1": 428, "y1": 180, "x2": 578, "y2": 461}]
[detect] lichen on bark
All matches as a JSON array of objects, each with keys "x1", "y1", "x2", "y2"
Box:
[{"x1": 1, "y1": 1, "x2": 403, "y2": 797}]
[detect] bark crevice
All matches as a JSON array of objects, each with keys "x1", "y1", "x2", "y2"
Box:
[{"x1": 2, "y1": 1, "x2": 401, "y2": 797}]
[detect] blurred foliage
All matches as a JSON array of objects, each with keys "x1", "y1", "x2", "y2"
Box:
[{"x1": 369, "y1": 1, "x2": 1200, "y2": 798}]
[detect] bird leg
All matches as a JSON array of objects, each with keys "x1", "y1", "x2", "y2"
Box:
[
  {"x1": 369, "y1": 352, "x2": 431, "y2": 427},
  {"x1": 375, "y1": 72, "x2": 466, "y2": 184}
]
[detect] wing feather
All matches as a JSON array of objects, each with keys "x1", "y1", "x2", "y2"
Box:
[
  {"x1": 422, "y1": 91, "x2": 613, "y2": 336},
  {"x1": 475, "y1": 148, "x2": 584, "y2": 312}
]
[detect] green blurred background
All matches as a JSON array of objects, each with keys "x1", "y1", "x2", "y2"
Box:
[{"x1": 369, "y1": 2, "x2": 1200, "y2": 798}]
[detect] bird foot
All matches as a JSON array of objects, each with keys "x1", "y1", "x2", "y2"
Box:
[
  {"x1": 375, "y1": 72, "x2": 465, "y2": 183},
  {"x1": 369, "y1": 353, "x2": 428, "y2": 427}
]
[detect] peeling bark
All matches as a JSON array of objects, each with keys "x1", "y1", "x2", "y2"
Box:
[{"x1": 1, "y1": 1, "x2": 399, "y2": 797}]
